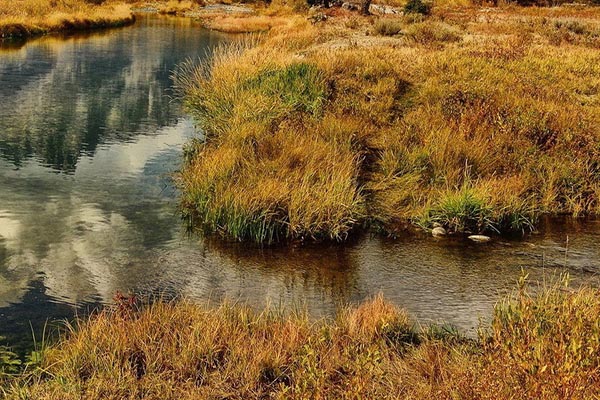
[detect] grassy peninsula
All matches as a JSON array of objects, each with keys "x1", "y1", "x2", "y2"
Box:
[
  {"x1": 2, "y1": 281, "x2": 600, "y2": 399},
  {"x1": 175, "y1": 0, "x2": 600, "y2": 243}
]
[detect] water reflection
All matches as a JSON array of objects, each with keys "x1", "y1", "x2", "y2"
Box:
[
  {"x1": 0, "y1": 16, "x2": 222, "y2": 171},
  {"x1": 0, "y1": 119, "x2": 194, "y2": 308},
  {"x1": 1, "y1": 15, "x2": 600, "y2": 350}
]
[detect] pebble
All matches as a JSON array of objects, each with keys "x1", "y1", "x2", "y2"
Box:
[
  {"x1": 468, "y1": 235, "x2": 491, "y2": 243},
  {"x1": 432, "y1": 227, "x2": 447, "y2": 237}
]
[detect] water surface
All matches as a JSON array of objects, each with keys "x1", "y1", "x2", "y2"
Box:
[{"x1": 1, "y1": 15, "x2": 599, "y2": 351}]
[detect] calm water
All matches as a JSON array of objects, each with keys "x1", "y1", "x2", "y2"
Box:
[{"x1": 1, "y1": 15, "x2": 599, "y2": 350}]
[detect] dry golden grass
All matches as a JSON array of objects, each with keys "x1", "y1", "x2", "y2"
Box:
[
  {"x1": 0, "y1": 0, "x2": 137, "y2": 38},
  {"x1": 176, "y1": 4, "x2": 600, "y2": 242},
  {"x1": 202, "y1": 14, "x2": 289, "y2": 32},
  {"x1": 3, "y1": 281, "x2": 600, "y2": 399},
  {"x1": 175, "y1": 39, "x2": 365, "y2": 243},
  {"x1": 155, "y1": 0, "x2": 201, "y2": 14}
]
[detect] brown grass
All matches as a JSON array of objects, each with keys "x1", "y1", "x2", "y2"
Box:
[
  {"x1": 202, "y1": 14, "x2": 289, "y2": 33},
  {"x1": 176, "y1": 4, "x2": 600, "y2": 243},
  {"x1": 156, "y1": 0, "x2": 202, "y2": 15},
  {"x1": 3, "y1": 281, "x2": 600, "y2": 399},
  {"x1": 0, "y1": 0, "x2": 139, "y2": 38}
]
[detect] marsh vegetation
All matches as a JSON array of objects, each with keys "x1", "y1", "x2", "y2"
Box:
[
  {"x1": 2, "y1": 279, "x2": 600, "y2": 399},
  {"x1": 175, "y1": 1, "x2": 600, "y2": 243},
  {"x1": 2, "y1": 1, "x2": 600, "y2": 398},
  {"x1": 0, "y1": 0, "x2": 136, "y2": 38}
]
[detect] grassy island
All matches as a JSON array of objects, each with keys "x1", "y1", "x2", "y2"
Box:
[
  {"x1": 2, "y1": 281, "x2": 600, "y2": 399},
  {"x1": 175, "y1": 0, "x2": 600, "y2": 243}
]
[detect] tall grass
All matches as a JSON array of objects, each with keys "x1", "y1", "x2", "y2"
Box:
[
  {"x1": 421, "y1": 185, "x2": 498, "y2": 233},
  {"x1": 480, "y1": 275, "x2": 600, "y2": 398},
  {"x1": 0, "y1": 0, "x2": 136, "y2": 38},
  {"x1": 175, "y1": 41, "x2": 366, "y2": 243},
  {"x1": 177, "y1": 5, "x2": 600, "y2": 242},
  {"x1": 3, "y1": 281, "x2": 600, "y2": 399}
]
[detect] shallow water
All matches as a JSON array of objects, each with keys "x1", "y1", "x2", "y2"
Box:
[{"x1": 1, "y1": 15, "x2": 599, "y2": 351}]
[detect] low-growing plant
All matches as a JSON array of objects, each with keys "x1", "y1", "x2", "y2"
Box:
[
  {"x1": 0, "y1": 343, "x2": 20, "y2": 377},
  {"x1": 373, "y1": 18, "x2": 403, "y2": 36},
  {"x1": 344, "y1": 16, "x2": 360, "y2": 29},
  {"x1": 403, "y1": 0, "x2": 431, "y2": 15},
  {"x1": 404, "y1": 21, "x2": 463, "y2": 44}
]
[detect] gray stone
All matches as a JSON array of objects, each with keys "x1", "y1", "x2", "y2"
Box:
[
  {"x1": 369, "y1": 4, "x2": 401, "y2": 14},
  {"x1": 468, "y1": 235, "x2": 491, "y2": 243},
  {"x1": 342, "y1": 2, "x2": 360, "y2": 10},
  {"x1": 432, "y1": 227, "x2": 447, "y2": 237}
]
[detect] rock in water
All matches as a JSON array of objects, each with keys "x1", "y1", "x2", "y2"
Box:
[
  {"x1": 468, "y1": 235, "x2": 491, "y2": 243},
  {"x1": 432, "y1": 227, "x2": 447, "y2": 237}
]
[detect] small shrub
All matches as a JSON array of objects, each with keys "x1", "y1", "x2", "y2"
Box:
[
  {"x1": 404, "y1": 22, "x2": 463, "y2": 44},
  {"x1": 373, "y1": 18, "x2": 403, "y2": 36},
  {"x1": 270, "y1": 0, "x2": 309, "y2": 12},
  {"x1": 403, "y1": 0, "x2": 431, "y2": 15},
  {"x1": 402, "y1": 12, "x2": 426, "y2": 24}
]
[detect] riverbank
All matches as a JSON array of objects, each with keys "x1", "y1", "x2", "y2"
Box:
[
  {"x1": 0, "y1": 0, "x2": 281, "y2": 40},
  {"x1": 175, "y1": 1, "x2": 600, "y2": 243},
  {"x1": 0, "y1": 1, "x2": 138, "y2": 39},
  {"x1": 1, "y1": 281, "x2": 599, "y2": 399}
]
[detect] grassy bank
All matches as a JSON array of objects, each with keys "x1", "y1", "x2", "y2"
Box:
[
  {"x1": 176, "y1": 2, "x2": 600, "y2": 243},
  {"x1": 2, "y1": 281, "x2": 600, "y2": 399},
  {"x1": 0, "y1": 0, "x2": 139, "y2": 39}
]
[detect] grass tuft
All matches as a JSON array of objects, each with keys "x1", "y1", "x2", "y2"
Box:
[
  {"x1": 421, "y1": 185, "x2": 497, "y2": 234},
  {"x1": 373, "y1": 18, "x2": 403, "y2": 36}
]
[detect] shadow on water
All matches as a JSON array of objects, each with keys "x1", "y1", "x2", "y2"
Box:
[
  {"x1": 0, "y1": 15, "x2": 600, "y2": 353},
  {"x1": 0, "y1": 277, "x2": 102, "y2": 357}
]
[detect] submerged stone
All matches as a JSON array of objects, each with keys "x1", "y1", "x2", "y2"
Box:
[
  {"x1": 468, "y1": 235, "x2": 491, "y2": 243},
  {"x1": 432, "y1": 227, "x2": 447, "y2": 237}
]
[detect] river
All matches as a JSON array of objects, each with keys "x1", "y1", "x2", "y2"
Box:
[{"x1": 1, "y1": 14, "x2": 599, "y2": 351}]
